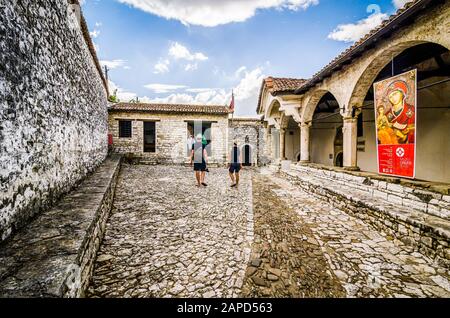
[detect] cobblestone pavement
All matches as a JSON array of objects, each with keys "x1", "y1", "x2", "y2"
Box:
[
  {"x1": 87, "y1": 164, "x2": 253, "y2": 298},
  {"x1": 88, "y1": 165, "x2": 450, "y2": 298},
  {"x1": 241, "y1": 172, "x2": 346, "y2": 298},
  {"x1": 266, "y1": 170, "x2": 450, "y2": 298}
]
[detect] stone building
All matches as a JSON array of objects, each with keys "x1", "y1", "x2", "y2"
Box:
[
  {"x1": 257, "y1": 0, "x2": 450, "y2": 266},
  {"x1": 258, "y1": 0, "x2": 450, "y2": 184},
  {"x1": 108, "y1": 103, "x2": 267, "y2": 166},
  {"x1": 257, "y1": 77, "x2": 307, "y2": 164},
  {"x1": 229, "y1": 117, "x2": 270, "y2": 166}
]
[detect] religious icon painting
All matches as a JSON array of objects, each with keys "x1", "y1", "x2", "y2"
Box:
[{"x1": 373, "y1": 69, "x2": 417, "y2": 178}]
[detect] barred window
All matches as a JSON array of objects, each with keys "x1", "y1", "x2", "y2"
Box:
[{"x1": 119, "y1": 120, "x2": 132, "y2": 138}]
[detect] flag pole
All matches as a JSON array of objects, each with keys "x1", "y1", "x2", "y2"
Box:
[{"x1": 231, "y1": 90, "x2": 234, "y2": 126}]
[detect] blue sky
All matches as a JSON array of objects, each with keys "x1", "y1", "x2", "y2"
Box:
[{"x1": 81, "y1": 0, "x2": 409, "y2": 116}]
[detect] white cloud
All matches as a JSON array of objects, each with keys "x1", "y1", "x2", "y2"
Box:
[
  {"x1": 185, "y1": 88, "x2": 218, "y2": 93},
  {"x1": 141, "y1": 66, "x2": 266, "y2": 115},
  {"x1": 95, "y1": 22, "x2": 103, "y2": 27},
  {"x1": 154, "y1": 59, "x2": 170, "y2": 74},
  {"x1": 100, "y1": 59, "x2": 128, "y2": 69},
  {"x1": 109, "y1": 80, "x2": 137, "y2": 101},
  {"x1": 143, "y1": 90, "x2": 231, "y2": 106},
  {"x1": 184, "y1": 63, "x2": 198, "y2": 71},
  {"x1": 328, "y1": 12, "x2": 388, "y2": 43},
  {"x1": 393, "y1": 0, "x2": 411, "y2": 9},
  {"x1": 117, "y1": 0, "x2": 319, "y2": 27},
  {"x1": 153, "y1": 42, "x2": 207, "y2": 74},
  {"x1": 90, "y1": 30, "x2": 100, "y2": 38},
  {"x1": 169, "y1": 42, "x2": 208, "y2": 61},
  {"x1": 144, "y1": 84, "x2": 188, "y2": 94},
  {"x1": 112, "y1": 66, "x2": 265, "y2": 115},
  {"x1": 235, "y1": 66, "x2": 247, "y2": 78},
  {"x1": 234, "y1": 67, "x2": 265, "y2": 101}
]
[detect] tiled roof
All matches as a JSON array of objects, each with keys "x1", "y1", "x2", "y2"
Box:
[
  {"x1": 295, "y1": 0, "x2": 432, "y2": 94},
  {"x1": 256, "y1": 77, "x2": 308, "y2": 114},
  {"x1": 108, "y1": 103, "x2": 232, "y2": 114},
  {"x1": 265, "y1": 77, "x2": 308, "y2": 94}
]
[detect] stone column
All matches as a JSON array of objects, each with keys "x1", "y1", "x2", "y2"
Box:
[
  {"x1": 343, "y1": 116, "x2": 359, "y2": 170},
  {"x1": 266, "y1": 127, "x2": 272, "y2": 161},
  {"x1": 270, "y1": 127, "x2": 277, "y2": 162},
  {"x1": 280, "y1": 128, "x2": 287, "y2": 160},
  {"x1": 299, "y1": 122, "x2": 311, "y2": 164}
]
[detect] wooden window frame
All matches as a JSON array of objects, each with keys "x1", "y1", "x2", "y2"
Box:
[{"x1": 118, "y1": 120, "x2": 132, "y2": 138}]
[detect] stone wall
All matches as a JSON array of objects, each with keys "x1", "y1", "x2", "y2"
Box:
[
  {"x1": 0, "y1": 156, "x2": 121, "y2": 297},
  {"x1": 0, "y1": 0, "x2": 108, "y2": 242},
  {"x1": 229, "y1": 118, "x2": 268, "y2": 166},
  {"x1": 281, "y1": 164, "x2": 450, "y2": 268},
  {"x1": 108, "y1": 111, "x2": 229, "y2": 165}
]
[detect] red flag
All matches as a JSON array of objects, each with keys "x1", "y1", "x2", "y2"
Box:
[{"x1": 229, "y1": 91, "x2": 235, "y2": 113}]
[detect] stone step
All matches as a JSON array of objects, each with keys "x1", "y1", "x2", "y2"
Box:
[
  {"x1": 0, "y1": 155, "x2": 122, "y2": 298},
  {"x1": 281, "y1": 168, "x2": 450, "y2": 268},
  {"x1": 291, "y1": 165, "x2": 450, "y2": 221}
]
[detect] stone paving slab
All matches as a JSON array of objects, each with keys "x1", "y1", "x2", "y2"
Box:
[
  {"x1": 87, "y1": 165, "x2": 450, "y2": 298},
  {"x1": 241, "y1": 173, "x2": 346, "y2": 298},
  {"x1": 269, "y1": 171, "x2": 450, "y2": 298},
  {"x1": 87, "y1": 164, "x2": 254, "y2": 298},
  {"x1": 282, "y1": 168, "x2": 450, "y2": 267}
]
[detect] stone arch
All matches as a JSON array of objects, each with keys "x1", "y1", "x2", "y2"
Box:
[
  {"x1": 335, "y1": 152, "x2": 344, "y2": 168},
  {"x1": 241, "y1": 144, "x2": 255, "y2": 166},
  {"x1": 295, "y1": 150, "x2": 301, "y2": 162},
  {"x1": 301, "y1": 89, "x2": 341, "y2": 123},
  {"x1": 348, "y1": 40, "x2": 450, "y2": 109},
  {"x1": 265, "y1": 98, "x2": 282, "y2": 120}
]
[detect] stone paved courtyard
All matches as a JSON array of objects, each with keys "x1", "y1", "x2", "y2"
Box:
[
  {"x1": 87, "y1": 164, "x2": 253, "y2": 298},
  {"x1": 87, "y1": 165, "x2": 450, "y2": 298}
]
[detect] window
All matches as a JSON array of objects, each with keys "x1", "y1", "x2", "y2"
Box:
[
  {"x1": 119, "y1": 120, "x2": 132, "y2": 138},
  {"x1": 144, "y1": 121, "x2": 156, "y2": 153},
  {"x1": 357, "y1": 113, "x2": 364, "y2": 137}
]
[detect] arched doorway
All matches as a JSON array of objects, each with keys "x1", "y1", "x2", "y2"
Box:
[
  {"x1": 243, "y1": 145, "x2": 252, "y2": 166},
  {"x1": 310, "y1": 92, "x2": 343, "y2": 167},
  {"x1": 335, "y1": 152, "x2": 343, "y2": 168}
]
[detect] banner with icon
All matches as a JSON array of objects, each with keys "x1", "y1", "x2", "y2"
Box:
[{"x1": 374, "y1": 69, "x2": 417, "y2": 178}]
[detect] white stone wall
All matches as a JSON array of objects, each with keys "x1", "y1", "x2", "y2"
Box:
[
  {"x1": 310, "y1": 114, "x2": 343, "y2": 166},
  {"x1": 109, "y1": 111, "x2": 229, "y2": 165},
  {"x1": 0, "y1": 1, "x2": 108, "y2": 241},
  {"x1": 228, "y1": 120, "x2": 266, "y2": 166},
  {"x1": 212, "y1": 120, "x2": 229, "y2": 164},
  {"x1": 284, "y1": 128, "x2": 300, "y2": 161}
]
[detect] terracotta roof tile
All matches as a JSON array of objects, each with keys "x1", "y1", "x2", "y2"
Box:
[
  {"x1": 266, "y1": 77, "x2": 308, "y2": 94},
  {"x1": 108, "y1": 103, "x2": 231, "y2": 115},
  {"x1": 256, "y1": 77, "x2": 308, "y2": 114}
]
